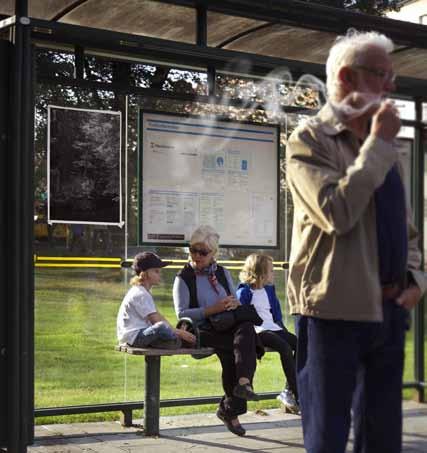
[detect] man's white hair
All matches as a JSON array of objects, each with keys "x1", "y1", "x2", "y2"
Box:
[
  {"x1": 326, "y1": 29, "x2": 394, "y2": 101},
  {"x1": 190, "y1": 225, "x2": 220, "y2": 255}
]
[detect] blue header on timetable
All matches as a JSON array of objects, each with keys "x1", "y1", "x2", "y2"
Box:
[
  {"x1": 148, "y1": 118, "x2": 274, "y2": 135},
  {"x1": 146, "y1": 126, "x2": 274, "y2": 143},
  {"x1": 146, "y1": 117, "x2": 275, "y2": 143}
]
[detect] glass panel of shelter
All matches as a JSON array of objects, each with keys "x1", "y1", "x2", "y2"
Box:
[
  {"x1": 34, "y1": 52, "x2": 314, "y2": 411},
  {"x1": 34, "y1": 46, "x2": 422, "y2": 413}
]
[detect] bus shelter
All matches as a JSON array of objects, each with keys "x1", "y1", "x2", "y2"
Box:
[{"x1": 1, "y1": 1, "x2": 426, "y2": 451}]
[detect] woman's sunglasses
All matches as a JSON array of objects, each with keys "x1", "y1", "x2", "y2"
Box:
[{"x1": 189, "y1": 246, "x2": 211, "y2": 256}]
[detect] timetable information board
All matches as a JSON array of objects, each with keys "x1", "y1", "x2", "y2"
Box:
[{"x1": 140, "y1": 111, "x2": 280, "y2": 247}]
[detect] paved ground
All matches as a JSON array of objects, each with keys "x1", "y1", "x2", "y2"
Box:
[{"x1": 30, "y1": 401, "x2": 427, "y2": 452}]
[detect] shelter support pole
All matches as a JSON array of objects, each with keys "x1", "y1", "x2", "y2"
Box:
[
  {"x1": 196, "y1": 3, "x2": 207, "y2": 47},
  {"x1": 198, "y1": 0, "x2": 217, "y2": 98},
  {"x1": 0, "y1": 35, "x2": 12, "y2": 453},
  {"x1": 7, "y1": 0, "x2": 34, "y2": 450},
  {"x1": 207, "y1": 66, "x2": 216, "y2": 97},
  {"x1": 413, "y1": 98, "x2": 425, "y2": 403},
  {"x1": 74, "y1": 44, "x2": 84, "y2": 79}
]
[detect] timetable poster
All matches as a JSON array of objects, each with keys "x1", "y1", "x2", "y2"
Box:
[{"x1": 140, "y1": 111, "x2": 280, "y2": 247}]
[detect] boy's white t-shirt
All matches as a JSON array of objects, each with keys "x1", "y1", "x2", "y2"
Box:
[
  {"x1": 117, "y1": 285, "x2": 157, "y2": 345},
  {"x1": 251, "y1": 288, "x2": 282, "y2": 333}
]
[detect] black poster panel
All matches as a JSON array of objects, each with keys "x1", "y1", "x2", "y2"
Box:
[{"x1": 48, "y1": 106, "x2": 122, "y2": 225}]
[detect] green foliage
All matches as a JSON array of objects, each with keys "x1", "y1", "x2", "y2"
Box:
[{"x1": 306, "y1": 0, "x2": 401, "y2": 15}]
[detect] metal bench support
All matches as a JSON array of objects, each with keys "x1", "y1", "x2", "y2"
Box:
[
  {"x1": 115, "y1": 345, "x2": 214, "y2": 435},
  {"x1": 120, "y1": 408, "x2": 133, "y2": 427},
  {"x1": 144, "y1": 355, "x2": 161, "y2": 436}
]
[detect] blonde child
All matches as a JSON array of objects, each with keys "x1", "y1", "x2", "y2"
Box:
[
  {"x1": 117, "y1": 252, "x2": 196, "y2": 348},
  {"x1": 236, "y1": 253, "x2": 299, "y2": 414}
]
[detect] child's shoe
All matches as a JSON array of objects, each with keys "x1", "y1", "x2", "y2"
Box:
[
  {"x1": 233, "y1": 382, "x2": 259, "y2": 401},
  {"x1": 277, "y1": 389, "x2": 300, "y2": 414}
]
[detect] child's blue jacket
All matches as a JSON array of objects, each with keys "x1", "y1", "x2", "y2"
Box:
[{"x1": 236, "y1": 283, "x2": 285, "y2": 329}]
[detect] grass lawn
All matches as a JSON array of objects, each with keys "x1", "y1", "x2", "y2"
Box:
[{"x1": 35, "y1": 267, "x2": 425, "y2": 424}]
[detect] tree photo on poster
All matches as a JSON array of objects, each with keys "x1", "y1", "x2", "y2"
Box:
[
  {"x1": 140, "y1": 111, "x2": 280, "y2": 248},
  {"x1": 48, "y1": 106, "x2": 122, "y2": 225}
]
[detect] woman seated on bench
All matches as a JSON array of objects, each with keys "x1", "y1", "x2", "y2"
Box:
[
  {"x1": 173, "y1": 225, "x2": 261, "y2": 437},
  {"x1": 117, "y1": 252, "x2": 196, "y2": 349}
]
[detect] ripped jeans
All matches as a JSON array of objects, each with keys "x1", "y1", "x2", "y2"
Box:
[{"x1": 131, "y1": 321, "x2": 180, "y2": 348}]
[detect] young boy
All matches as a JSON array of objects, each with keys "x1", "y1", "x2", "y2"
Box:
[{"x1": 117, "y1": 252, "x2": 196, "y2": 349}]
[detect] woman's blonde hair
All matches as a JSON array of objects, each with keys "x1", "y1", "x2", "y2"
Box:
[
  {"x1": 189, "y1": 225, "x2": 220, "y2": 256},
  {"x1": 130, "y1": 271, "x2": 149, "y2": 286},
  {"x1": 239, "y1": 253, "x2": 273, "y2": 287}
]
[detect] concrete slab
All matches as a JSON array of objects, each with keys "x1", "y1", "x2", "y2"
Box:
[{"x1": 30, "y1": 401, "x2": 427, "y2": 453}]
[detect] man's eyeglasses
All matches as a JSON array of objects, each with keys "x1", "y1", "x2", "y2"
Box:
[
  {"x1": 353, "y1": 65, "x2": 396, "y2": 84},
  {"x1": 189, "y1": 246, "x2": 211, "y2": 257}
]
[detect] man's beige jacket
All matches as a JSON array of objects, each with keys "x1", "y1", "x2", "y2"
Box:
[{"x1": 286, "y1": 103, "x2": 427, "y2": 321}]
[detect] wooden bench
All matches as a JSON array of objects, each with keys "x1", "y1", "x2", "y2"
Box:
[{"x1": 115, "y1": 345, "x2": 215, "y2": 436}]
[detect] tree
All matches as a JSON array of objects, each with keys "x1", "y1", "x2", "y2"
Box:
[{"x1": 306, "y1": 0, "x2": 401, "y2": 15}]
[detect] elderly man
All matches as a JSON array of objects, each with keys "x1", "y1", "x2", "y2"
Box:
[{"x1": 286, "y1": 30, "x2": 427, "y2": 453}]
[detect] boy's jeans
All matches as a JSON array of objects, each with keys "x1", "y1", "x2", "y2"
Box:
[{"x1": 131, "y1": 321, "x2": 181, "y2": 348}]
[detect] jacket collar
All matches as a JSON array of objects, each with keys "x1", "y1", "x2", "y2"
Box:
[
  {"x1": 237, "y1": 283, "x2": 250, "y2": 290},
  {"x1": 316, "y1": 102, "x2": 348, "y2": 136}
]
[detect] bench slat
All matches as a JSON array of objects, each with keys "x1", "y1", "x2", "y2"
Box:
[{"x1": 115, "y1": 345, "x2": 215, "y2": 357}]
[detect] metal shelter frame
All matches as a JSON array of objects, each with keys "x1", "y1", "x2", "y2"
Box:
[{"x1": 1, "y1": 0, "x2": 426, "y2": 450}]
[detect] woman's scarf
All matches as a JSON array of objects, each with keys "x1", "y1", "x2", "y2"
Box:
[{"x1": 190, "y1": 261, "x2": 220, "y2": 294}]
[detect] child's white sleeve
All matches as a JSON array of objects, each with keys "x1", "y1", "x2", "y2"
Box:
[{"x1": 134, "y1": 292, "x2": 157, "y2": 319}]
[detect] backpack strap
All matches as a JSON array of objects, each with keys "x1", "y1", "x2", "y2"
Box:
[
  {"x1": 215, "y1": 265, "x2": 231, "y2": 296},
  {"x1": 177, "y1": 263, "x2": 231, "y2": 308}
]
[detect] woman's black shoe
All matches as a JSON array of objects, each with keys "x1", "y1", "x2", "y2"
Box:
[
  {"x1": 216, "y1": 409, "x2": 246, "y2": 436},
  {"x1": 233, "y1": 382, "x2": 258, "y2": 401}
]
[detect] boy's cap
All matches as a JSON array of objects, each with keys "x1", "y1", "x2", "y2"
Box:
[{"x1": 132, "y1": 252, "x2": 172, "y2": 274}]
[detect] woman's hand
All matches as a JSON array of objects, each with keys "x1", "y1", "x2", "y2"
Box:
[
  {"x1": 206, "y1": 295, "x2": 240, "y2": 316},
  {"x1": 217, "y1": 295, "x2": 240, "y2": 312},
  {"x1": 224, "y1": 296, "x2": 241, "y2": 311},
  {"x1": 175, "y1": 328, "x2": 196, "y2": 345},
  {"x1": 216, "y1": 296, "x2": 231, "y2": 313}
]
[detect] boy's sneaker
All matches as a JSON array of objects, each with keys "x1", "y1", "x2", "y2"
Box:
[{"x1": 277, "y1": 389, "x2": 300, "y2": 414}]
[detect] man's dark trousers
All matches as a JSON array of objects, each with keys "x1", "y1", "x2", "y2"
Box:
[{"x1": 296, "y1": 300, "x2": 407, "y2": 453}]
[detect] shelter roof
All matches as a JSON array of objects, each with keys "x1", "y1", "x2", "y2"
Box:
[{"x1": 2, "y1": 0, "x2": 427, "y2": 86}]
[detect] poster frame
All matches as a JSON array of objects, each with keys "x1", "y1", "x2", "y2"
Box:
[{"x1": 138, "y1": 109, "x2": 281, "y2": 249}]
